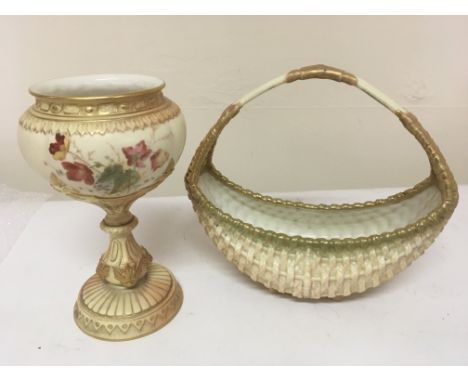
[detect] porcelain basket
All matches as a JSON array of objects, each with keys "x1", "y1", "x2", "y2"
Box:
[{"x1": 185, "y1": 64, "x2": 458, "y2": 299}]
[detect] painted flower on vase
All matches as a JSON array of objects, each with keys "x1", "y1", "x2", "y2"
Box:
[
  {"x1": 62, "y1": 161, "x2": 95, "y2": 185},
  {"x1": 122, "y1": 140, "x2": 152, "y2": 168},
  {"x1": 49, "y1": 136, "x2": 169, "y2": 195},
  {"x1": 49, "y1": 133, "x2": 69, "y2": 160},
  {"x1": 150, "y1": 149, "x2": 170, "y2": 171}
]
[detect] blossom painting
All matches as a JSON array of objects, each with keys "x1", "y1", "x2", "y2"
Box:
[
  {"x1": 150, "y1": 149, "x2": 170, "y2": 172},
  {"x1": 122, "y1": 140, "x2": 153, "y2": 168},
  {"x1": 61, "y1": 161, "x2": 95, "y2": 185},
  {"x1": 49, "y1": 133, "x2": 70, "y2": 161},
  {"x1": 48, "y1": 135, "x2": 171, "y2": 195}
]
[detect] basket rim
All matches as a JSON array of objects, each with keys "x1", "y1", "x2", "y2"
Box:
[
  {"x1": 188, "y1": 166, "x2": 457, "y2": 246},
  {"x1": 185, "y1": 65, "x2": 459, "y2": 247},
  {"x1": 206, "y1": 164, "x2": 436, "y2": 211}
]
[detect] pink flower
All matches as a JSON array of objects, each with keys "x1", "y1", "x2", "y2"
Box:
[
  {"x1": 122, "y1": 140, "x2": 152, "y2": 168},
  {"x1": 150, "y1": 149, "x2": 170, "y2": 171},
  {"x1": 61, "y1": 161, "x2": 95, "y2": 185}
]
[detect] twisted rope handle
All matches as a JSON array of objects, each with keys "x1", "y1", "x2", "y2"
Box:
[{"x1": 186, "y1": 64, "x2": 457, "y2": 206}]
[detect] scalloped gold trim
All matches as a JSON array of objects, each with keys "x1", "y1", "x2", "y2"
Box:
[
  {"x1": 185, "y1": 65, "x2": 458, "y2": 248},
  {"x1": 207, "y1": 164, "x2": 434, "y2": 211},
  {"x1": 19, "y1": 99, "x2": 181, "y2": 135},
  {"x1": 186, "y1": 110, "x2": 458, "y2": 248}
]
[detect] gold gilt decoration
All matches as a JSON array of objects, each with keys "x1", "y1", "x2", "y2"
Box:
[
  {"x1": 74, "y1": 264, "x2": 183, "y2": 341},
  {"x1": 185, "y1": 64, "x2": 458, "y2": 299},
  {"x1": 50, "y1": 158, "x2": 176, "y2": 288},
  {"x1": 49, "y1": 158, "x2": 182, "y2": 340},
  {"x1": 19, "y1": 97, "x2": 181, "y2": 135},
  {"x1": 96, "y1": 219, "x2": 154, "y2": 288},
  {"x1": 19, "y1": 74, "x2": 185, "y2": 341},
  {"x1": 30, "y1": 87, "x2": 165, "y2": 117}
]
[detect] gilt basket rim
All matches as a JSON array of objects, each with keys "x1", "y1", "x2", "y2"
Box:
[
  {"x1": 189, "y1": 169, "x2": 455, "y2": 247},
  {"x1": 186, "y1": 64, "x2": 459, "y2": 248}
]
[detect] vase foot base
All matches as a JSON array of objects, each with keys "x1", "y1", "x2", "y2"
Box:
[{"x1": 74, "y1": 263, "x2": 183, "y2": 341}]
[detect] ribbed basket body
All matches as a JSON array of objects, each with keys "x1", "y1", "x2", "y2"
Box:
[
  {"x1": 194, "y1": 202, "x2": 447, "y2": 298},
  {"x1": 185, "y1": 65, "x2": 459, "y2": 299}
]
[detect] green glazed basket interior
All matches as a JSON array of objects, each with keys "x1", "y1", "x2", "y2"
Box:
[{"x1": 185, "y1": 64, "x2": 458, "y2": 299}]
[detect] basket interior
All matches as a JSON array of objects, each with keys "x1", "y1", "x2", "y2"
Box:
[{"x1": 198, "y1": 171, "x2": 442, "y2": 239}]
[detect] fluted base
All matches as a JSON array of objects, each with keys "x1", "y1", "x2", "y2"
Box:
[{"x1": 74, "y1": 263, "x2": 183, "y2": 341}]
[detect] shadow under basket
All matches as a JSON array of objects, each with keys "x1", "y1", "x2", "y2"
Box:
[{"x1": 185, "y1": 64, "x2": 459, "y2": 299}]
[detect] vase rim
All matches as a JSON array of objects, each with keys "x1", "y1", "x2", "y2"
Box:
[{"x1": 29, "y1": 73, "x2": 165, "y2": 100}]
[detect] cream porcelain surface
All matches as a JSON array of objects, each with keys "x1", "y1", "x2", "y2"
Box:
[
  {"x1": 186, "y1": 64, "x2": 458, "y2": 299},
  {"x1": 199, "y1": 172, "x2": 442, "y2": 239},
  {"x1": 17, "y1": 73, "x2": 186, "y2": 340},
  {"x1": 18, "y1": 115, "x2": 186, "y2": 197},
  {"x1": 19, "y1": 73, "x2": 186, "y2": 198},
  {"x1": 29, "y1": 74, "x2": 164, "y2": 97}
]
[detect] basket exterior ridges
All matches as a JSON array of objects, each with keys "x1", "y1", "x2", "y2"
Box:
[
  {"x1": 185, "y1": 65, "x2": 459, "y2": 299},
  {"x1": 197, "y1": 206, "x2": 446, "y2": 299}
]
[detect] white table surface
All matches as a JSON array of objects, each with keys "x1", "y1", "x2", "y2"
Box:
[{"x1": 0, "y1": 185, "x2": 467, "y2": 365}]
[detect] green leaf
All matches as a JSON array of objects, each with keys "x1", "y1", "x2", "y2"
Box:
[
  {"x1": 97, "y1": 164, "x2": 123, "y2": 184},
  {"x1": 111, "y1": 169, "x2": 140, "y2": 194},
  {"x1": 96, "y1": 164, "x2": 140, "y2": 194}
]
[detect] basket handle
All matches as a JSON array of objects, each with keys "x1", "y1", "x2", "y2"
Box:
[{"x1": 186, "y1": 64, "x2": 457, "y2": 203}]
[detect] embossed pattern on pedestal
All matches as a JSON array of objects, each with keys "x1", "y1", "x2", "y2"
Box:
[
  {"x1": 19, "y1": 73, "x2": 186, "y2": 341},
  {"x1": 74, "y1": 263, "x2": 183, "y2": 341}
]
